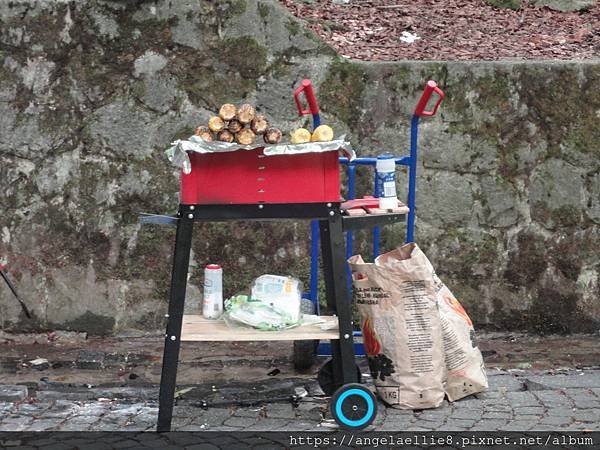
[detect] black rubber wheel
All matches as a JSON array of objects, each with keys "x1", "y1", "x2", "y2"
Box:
[
  {"x1": 330, "y1": 383, "x2": 377, "y2": 430},
  {"x1": 293, "y1": 298, "x2": 318, "y2": 371},
  {"x1": 317, "y1": 359, "x2": 362, "y2": 396},
  {"x1": 293, "y1": 340, "x2": 318, "y2": 371}
]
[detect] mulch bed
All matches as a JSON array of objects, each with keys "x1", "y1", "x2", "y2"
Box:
[{"x1": 280, "y1": 0, "x2": 600, "y2": 60}]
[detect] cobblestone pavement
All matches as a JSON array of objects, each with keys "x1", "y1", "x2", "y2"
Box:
[{"x1": 2, "y1": 369, "x2": 600, "y2": 432}]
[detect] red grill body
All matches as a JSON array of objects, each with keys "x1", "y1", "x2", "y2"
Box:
[{"x1": 180, "y1": 147, "x2": 341, "y2": 205}]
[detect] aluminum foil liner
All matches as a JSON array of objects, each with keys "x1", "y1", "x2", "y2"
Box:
[{"x1": 166, "y1": 135, "x2": 356, "y2": 174}]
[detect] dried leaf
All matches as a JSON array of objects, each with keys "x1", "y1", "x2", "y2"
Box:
[
  {"x1": 174, "y1": 387, "x2": 195, "y2": 399},
  {"x1": 279, "y1": 0, "x2": 600, "y2": 60}
]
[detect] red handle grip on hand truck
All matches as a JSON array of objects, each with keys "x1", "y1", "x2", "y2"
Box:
[
  {"x1": 414, "y1": 80, "x2": 445, "y2": 117},
  {"x1": 293, "y1": 79, "x2": 320, "y2": 116}
]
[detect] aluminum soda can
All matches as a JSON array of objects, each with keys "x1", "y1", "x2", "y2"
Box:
[{"x1": 202, "y1": 264, "x2": 223, "y2": 319}]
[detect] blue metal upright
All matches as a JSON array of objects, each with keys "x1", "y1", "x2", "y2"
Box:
[
  {"x1": 336, "y1": 154, "x2": 414, "y2": 255},
  {"x1": 309, "y1": 219, "x2": 321, "y2": 315},
  {"x1": 308, "y1": 80, "x2": 445, "y2": 358},
  {"x1": 406, "y1": 115, "x2": 420, "y2": 244},
  {"x1": 311, "y1": 114, "x2": 321, "y2": 128}
]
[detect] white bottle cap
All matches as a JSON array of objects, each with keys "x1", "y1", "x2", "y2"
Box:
[{"x1": 376, "y1": 155, "x2": 395, "y2": 173}]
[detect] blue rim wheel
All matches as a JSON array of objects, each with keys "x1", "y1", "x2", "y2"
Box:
[{"x1": 330, "y1": 383, "x2": 377, "y2": 430}]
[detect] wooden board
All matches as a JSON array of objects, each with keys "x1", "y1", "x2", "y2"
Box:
[{"x1": 180, "y1": 314, "x2": 340, "y2": 342}]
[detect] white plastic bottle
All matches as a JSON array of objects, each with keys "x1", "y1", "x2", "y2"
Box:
[
  {"x1": 375, "y1": 154, "x2": 398, "y2": 210},
  {"x1": 202, "y1": 264, "x2": 223, "y2": 319}
]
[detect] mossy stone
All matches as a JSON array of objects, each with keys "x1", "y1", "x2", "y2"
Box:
[
  {"x1": 215, "y1": 0, "x2": 247, "y2": 21},
  {"x1": 484, "y1": 0, "x2": 522, "y2": 9},
  {"x1": 532, "y1": 0, "x2": 596, "y2": 12},
  {"x1": 319, "y1": 58, "x2": 368, "y2": 130},
  {"x1": 219, "y1": 36, "x2": 268, "y2": 79},
  {"x1": 61, "y1": 312, "x2": 117, "y2": 336},
  {"x1": 258, "y1": 2, "x2": 271, "y2": 19},
  {"x1": 285, "y1": 19, "x2": 301, "y2": 36},
  {"x1": 175, "y1": 36, "x2": 268, "y2": 108},
  {"x1": 528, "y1": 288, "x2": 596, "y2": 335},
  {"x1": 504, "y1": 229, "x2": 547, "y2": 288}
]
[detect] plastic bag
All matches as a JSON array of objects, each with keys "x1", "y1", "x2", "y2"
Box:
[
  {"x1": 250, "y1": 275, "x2": 302, "y2": 323},
  {"x1": 223, "y1": 295, "x2": 300, "y2": 331}
]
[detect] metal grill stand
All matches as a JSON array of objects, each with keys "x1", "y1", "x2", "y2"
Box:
[{"x1": 155, "y1": 202, "x2": 361, "y2": 432}]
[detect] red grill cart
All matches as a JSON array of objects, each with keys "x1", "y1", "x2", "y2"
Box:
[
  {"x1": 180, "y1": 149, "x2": 341, "y2": 205},
  {"x1": 142, "y1": 80, "x2": 444, "y2": 431}
]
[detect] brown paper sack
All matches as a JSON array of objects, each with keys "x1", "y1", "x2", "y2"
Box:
[
  {"x1": 348, "y1": 244, "x2": 445, "y2": 409},
  {"x1": 432, "y1": 272, "x2": 488, "y2": 401},
  {"x1": 375, "y1": 243, "x2": 488, "y2": 402}
]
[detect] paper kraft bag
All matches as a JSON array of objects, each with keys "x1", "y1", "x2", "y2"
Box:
[
  {"x1": 348, "y1": 243, "x2": 445, "y2": 409},
  {"x1": 432, "y1": 272, "x2": 488, "y2": 401},
  {"x1": 369, "y1": 242, "x2": 488, "y2": 402}
]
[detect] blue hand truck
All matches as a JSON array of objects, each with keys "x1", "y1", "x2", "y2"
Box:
[{"x1": 293, "y1": 80, "x2": 445, "y2": 369}]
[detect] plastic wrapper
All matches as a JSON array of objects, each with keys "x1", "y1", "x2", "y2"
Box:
[
  {"x1": 223, "y1": 295, "x2": 300, "y2": 331},
  {"x1": 165, "y1": 135, "x2": 356, "y2": 174},
  {"x1": 250, "y1": 274, "x2": 302, "y2": 323},
  {"x1": 223, "y1": 275, "x2": 304, "y2": 331}
]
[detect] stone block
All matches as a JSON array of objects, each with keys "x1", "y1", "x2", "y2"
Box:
[
  {"x1": 0, "y1": 0, "x2": 599, "y2": 336},
  {"x1": 0, "y1": 385, "x2": 27, "y2": 402},
  {"x1": 532, "y1": 0, "x2": 596, "y2": 12},
  {"x1": 76, "y1": 350, "x2": 106, "y2": 370}
]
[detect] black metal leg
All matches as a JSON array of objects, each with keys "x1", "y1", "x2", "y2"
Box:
[
  {"x1": 319, "y1": 214, "x2": 358, "y2": 389},
  {"x1": 157, "y1": 210, "x2": 194, "y2": 432}
]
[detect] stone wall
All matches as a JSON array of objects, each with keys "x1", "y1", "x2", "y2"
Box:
[{"x1": 0, "y1": 0, "x2": 598, "y2": 334}]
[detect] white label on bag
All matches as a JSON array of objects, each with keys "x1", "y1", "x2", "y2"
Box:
[
  {"x1": 379, "y1": 386, "x2": 400, "y2": 404},
  {"x1": 383, "y1": 181, "x2": 396, "y2": 198}
]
